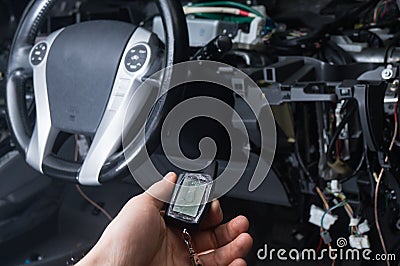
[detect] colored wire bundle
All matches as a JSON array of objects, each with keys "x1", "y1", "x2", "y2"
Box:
[
  {"x1": 183, "y1": 6, "x2": 258, "y2": 18},
  {"x1": 184, "y1": 1, "x2": 276, "y2": 39},
  {"x1": 187, "y1": 1, "x2": 265, "y2": 17},
  {"x1": 183, "y1": 1, "x2": 270, "y2": 24},
  {"x1": 373, "y1": 0, "x2": 391, "y2": 23}
]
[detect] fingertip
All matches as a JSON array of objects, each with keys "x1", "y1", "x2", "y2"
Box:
[
  {"x1": 239, "y1": 232, "x2": 253, "y2": 246},
  {"x1": 164, "y1": 172, "x2": 177, "y2": 183},
  {"x1": 211, "y1": 199, "x2": 220, "y2": 208},
  {"x1": 229, "y1": 258, "x2": 247, "y2": 266},
  {"x1": 236, "y1": 215, "x2": 250, "y2": 226},
  {"x1": 231, "y1": 215, "x2": 250, "y2": 233},
  {"x1": 236, "y1": 233, "x2": 253, "y2": 254},
  {"x1": 141, "y1": 172, "x2": 178, "y2": 210},
  {"x1": 199, "y1": 232, "x2": 253, "y2": 266}
]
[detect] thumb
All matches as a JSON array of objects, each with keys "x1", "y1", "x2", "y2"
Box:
[{"x1": 141, "y1": 172, "x2": 178, "y2": 210}]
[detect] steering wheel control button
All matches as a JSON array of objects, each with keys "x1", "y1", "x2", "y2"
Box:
[
  {"x1": 31, "y1": 43, "x2": 48, "y2": 66},
  {"x1": 125, "y1": 44, "x2": 148, "y2": 72}
]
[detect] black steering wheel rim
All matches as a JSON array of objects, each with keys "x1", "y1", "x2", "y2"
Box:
[{"x1": 6, "y1": 0, "x2": 189, "y2": 184}]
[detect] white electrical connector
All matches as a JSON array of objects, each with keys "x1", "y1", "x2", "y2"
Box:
[
  {"x1": 349, "y1": 235, "x2": 370, "y2": 249},
  {"x1": 357, "y1": 220, "x2": 371, "y2": 235},
  {"x1": 152, "y1": 16, "x2": 265, "y2": 48},
  {"x1": 309, "y1": 205, "x2": 338, "y2": 230},
  {"x1": 349, "y1": 218, "x2": 360, "y2": 227},
  {"x1": 330, "y1": 180, "x2": 342, "y2": 194},
  {"x1": 233, "y1": 17, "x2": 265, "y2": 47}
]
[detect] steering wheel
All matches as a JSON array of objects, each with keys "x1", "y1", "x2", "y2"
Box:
[{"x1": 6, "y1": 0, "x2": 188, "y2": 185}]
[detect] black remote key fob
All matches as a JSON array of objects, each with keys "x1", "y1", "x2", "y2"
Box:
[{"x1": 165, "y1": 161, "x2": 218, "y2": 229}]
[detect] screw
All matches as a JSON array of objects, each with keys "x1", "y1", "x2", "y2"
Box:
[
  {"x1": 382, "y1": 68, "x2": 394, "y2": 80},
  {"x1": 390, "y1": 79, "x2": 399, "y2": 92}
]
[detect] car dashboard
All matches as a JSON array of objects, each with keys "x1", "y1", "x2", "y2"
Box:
[{"x1": 1, "y1": 0, "x2": 400, "y2": 265}]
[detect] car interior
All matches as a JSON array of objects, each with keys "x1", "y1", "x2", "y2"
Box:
[{"x1": 1, "y1": 0, "x2": 400, "y2": 265}]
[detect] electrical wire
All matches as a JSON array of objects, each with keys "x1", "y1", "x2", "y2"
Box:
[
  {"x1": 316, "y1": 187, "x2": 330, "y2": 210},
  {"x1": 374, "y1": 0, "x2": 390, "y2": 23},
  {"x1": 325, "y1": 187, "x2": 357, "y2": 235},
  {"x1": 327, "y1": 100, "x2": 357, "y2": 164},
  {"x1": 374, "y1": 101, "x2": 398, "y2": 266},
  {"x1": 184, "y1": 1, "x2": 270, "y2": 25},
  {"x1": 185, "y1": 1, "x2": 275, "y2": 37},
  {"x1": 352, "y1": 143, "x2": 366, "y2": 176},
  {"x1": 189, "y1": 1, "x2": 265, "y2": 17},
  {"x1": 390, "y1": 102, "x2": 398, "y2": 151},
  {"x1": 381, "y1": 0, "x2": 389, "y2": 17},
  {"x1": 373, "y1": 1, "x2": 383, "y2": 23},
  {"x1": 74, "y1": 134, "x2": 113, "y2": 222},
  {"x1": 321, "y1": 201, "x2": 347, "y2": 228},
  {"x1": 75, "y1": 185, "x2": 113, "y2": 221},
  {"x1": 316, "y1": 234, "x2": 323, "y2": 253},
  {"x1": 331, "y1": 191, "x2": 354, "y2": 217},
  {"x1": 183, "y1": 6, "x2": 258, "y2": 17},
  {"x1": 343, "y1": 201, "x2": 357, "y2": 238},
  {"x1": 315, "y1": 187, "x2": 335, "y2": 266},
  {"x1": 344, "y1": 203, "x2": 354, "y2": 218},
  {"x1": 374, "y1": 171, "x2": 389, "y2": 266},
  {"x1": 190, "y1": 12, "x2": 255, "y2": 23},
  {"x1": 339, "y1": 143, "x2": 366, "y2": 184}
]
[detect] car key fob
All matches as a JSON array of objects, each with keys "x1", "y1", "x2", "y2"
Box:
[{"x1": 165, "y1": 161, "x2": 218, "y2": 229}]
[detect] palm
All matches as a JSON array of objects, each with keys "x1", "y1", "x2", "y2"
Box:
[{"x1": 78, "y1": 173, "x2": 253, "y2": 266}]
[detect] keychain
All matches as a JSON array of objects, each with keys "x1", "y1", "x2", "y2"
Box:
[
  {"x1": 165, "y1": 162, "x2": 218, "y2": 265},
  {"x1": 182, "y1": 228, "x2": 203, "y2": 266}
]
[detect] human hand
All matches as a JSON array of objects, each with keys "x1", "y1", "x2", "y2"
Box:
[{"x1": 77, "y1": 172, "x2": 253, "y2": 266}]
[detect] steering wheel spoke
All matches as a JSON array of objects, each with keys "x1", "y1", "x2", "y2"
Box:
[
  {"x1": 25, "y1": 29, "x2": 63, "y2": 172},
  {"x1": 76, "y1": 26, "x2": 160, "y2": 185}
]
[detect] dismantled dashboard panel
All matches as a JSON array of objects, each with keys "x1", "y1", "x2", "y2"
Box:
[
  {"x1": 2, "y1": 0, "x2": 400, "y2": 264},
  {"x1": 146, "y1": 1, "x2": 400, "y2": 259}
]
